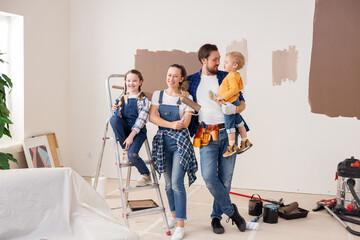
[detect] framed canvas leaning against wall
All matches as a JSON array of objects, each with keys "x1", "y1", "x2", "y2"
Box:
[{"x1": 23, "y1": 133, "x2": 62, "y2": 168}]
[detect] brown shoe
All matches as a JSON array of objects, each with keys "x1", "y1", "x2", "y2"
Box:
[
  {"x1": 237, "y1": 139, "x2": 253, "y2": 154},
  {"x1": 223, "y1": 144, "x2": 239, "y2": 157}
]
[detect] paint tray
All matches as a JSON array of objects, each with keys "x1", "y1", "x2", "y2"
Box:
[
  {"x1": 128, "y1": 199, "x2": 158, "y2": 211},
  {"x1": 278, "y1": 207, "x2": 309, "y2": 220}
]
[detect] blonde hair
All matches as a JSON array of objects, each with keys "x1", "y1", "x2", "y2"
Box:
[{"x1": 226, "y1": 51, "x2": 245, "y2": 70}]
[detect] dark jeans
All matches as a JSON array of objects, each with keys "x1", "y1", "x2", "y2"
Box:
[{"x1": 110, "y1": 115, "x2": 149, "y2": 175}]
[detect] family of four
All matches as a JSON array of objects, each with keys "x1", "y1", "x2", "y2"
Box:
[{"x1": 110, "y1": 44, "x2": 252, "y2": 240}]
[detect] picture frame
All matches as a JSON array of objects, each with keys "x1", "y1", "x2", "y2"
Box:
[{"x1": 23, "y1": 135, "x2": 55, "y2": 168}]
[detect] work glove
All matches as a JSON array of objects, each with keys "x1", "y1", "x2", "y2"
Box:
[{"x1": 221, "y1": 101, "x2": 237, "y2": 115}]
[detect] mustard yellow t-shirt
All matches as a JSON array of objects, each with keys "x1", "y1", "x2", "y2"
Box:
[{"x1": 219, "y1": 72, "x2": 244, "y2": 103}]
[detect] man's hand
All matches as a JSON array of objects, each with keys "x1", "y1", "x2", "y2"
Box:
[{"x1": 221, "y1": 101, "x2": 246, "y2": 115}]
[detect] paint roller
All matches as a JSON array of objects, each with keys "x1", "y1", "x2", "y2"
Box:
[
  {"x1": 181, "y1": 96, "x2": 201, "y2": 112},
  {"x1": 180, "y1": 97, "x2": 201, "y2": 122},
  {"x1": 280, "y1": 202, "x2": 299, "y2": 214}
]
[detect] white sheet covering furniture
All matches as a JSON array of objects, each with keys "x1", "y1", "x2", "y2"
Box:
[{"x1": 0, "y1": 167, "x2": 140, "y2": 240}]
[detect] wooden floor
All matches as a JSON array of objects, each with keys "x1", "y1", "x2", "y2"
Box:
[{"x1": 85, "y1": 177, "x2": 359, "y2": 240}]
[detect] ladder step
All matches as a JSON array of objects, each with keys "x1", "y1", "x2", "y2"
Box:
[
  {"x1": 121, "y1": 183, "x2": 159, "y2": 193},
  {"x1": 119, "y1": 160, "x2": 154, "y2": 168},
  {"x1": 127, "y1": 207, "x2": 165, "y2": 218}
]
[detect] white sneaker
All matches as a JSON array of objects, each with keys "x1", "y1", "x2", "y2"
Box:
[
  {"x1": 168, "y1": 217, "x2": 177, "y2": 229},
  {"x1": 171, "y1": 226, "x2": 185, "y2": 240},
  {"x1": 122, "y1": 150, "x2": 129, "y2": 164},
  {"x1": 135, "y1": 174, "x2": 152, "y2": 187}
]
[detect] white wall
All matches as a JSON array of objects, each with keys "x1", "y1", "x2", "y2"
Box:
[
  {"x1": 4, "y1": 0, "x2": 359, "y2": 195},
  {"x1": 0, "y1": 0, "x2": 71, "y2": 166}
]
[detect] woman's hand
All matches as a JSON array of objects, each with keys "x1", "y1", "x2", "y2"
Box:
[{"x1": 171, "y1": 120, "x2": 183, "y2": 130}]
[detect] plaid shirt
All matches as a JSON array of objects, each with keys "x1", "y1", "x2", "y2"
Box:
[
  {"x1": 151, "y1": 128, "x2": 198, "y2": 186},
  {"x1": 127, "y1": 94, "x2": 150, "y2": 134}
]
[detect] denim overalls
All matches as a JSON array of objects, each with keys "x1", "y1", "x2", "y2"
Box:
[
  {"x1": 110, "y1": 97, "x2": 149, "y2": 175},
  {"x1": 158, "y1": 90, "x2": 187, "y2": 220}
]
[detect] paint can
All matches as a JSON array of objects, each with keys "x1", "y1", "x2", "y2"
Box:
[
  {"x1": 249, "y1": 194, "x2": 263, "y2": 216},
  {"x1": 263, "y1": 204, "x2": 279, "y2": 223}
]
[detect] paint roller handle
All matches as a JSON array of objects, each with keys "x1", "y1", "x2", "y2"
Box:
[
  {"x1": 181, "y1": 113, "x2": 187, "y2": 122},
  {"x1": 113, "y1": 99, "x2": 120, "y2": 116},
  {"x1": 251, "y1": 214, "x2": 263, "y2": 222}
]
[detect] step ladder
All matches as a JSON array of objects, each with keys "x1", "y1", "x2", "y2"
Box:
[{"x1": 93, "y1": 74, "x2": 171, "y2": 236}]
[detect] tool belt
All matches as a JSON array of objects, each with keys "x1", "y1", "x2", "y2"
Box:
[{"x1": 193, "y1": 123, "x2": 224, "y2": 147}]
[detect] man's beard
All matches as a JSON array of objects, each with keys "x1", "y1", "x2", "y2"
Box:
[{"x1": 206, "y1": 65, "x2": 218, "y2": 74}]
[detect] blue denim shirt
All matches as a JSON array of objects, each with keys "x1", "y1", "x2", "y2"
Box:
[{"x1": 187, "y1": 69, "x2": 247, "y2": 136}]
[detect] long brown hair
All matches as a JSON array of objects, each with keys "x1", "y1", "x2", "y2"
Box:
[
  {"x1": 120, "y1": 69, "x2": 145, "y2": 107},
  {"x1": 169, "y1": 64, "x2": 189, "y2": 95}
]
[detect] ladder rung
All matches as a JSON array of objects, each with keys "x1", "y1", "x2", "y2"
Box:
[
  {"x1": 127, "y1": 207, "x2": 165, "y2": 218},
  {"x1": 121, "y1": 183, "x2": 159, "y2": 193},
  {"x1": 119, "y1": 160, "x2": 154, "y2": 168}
]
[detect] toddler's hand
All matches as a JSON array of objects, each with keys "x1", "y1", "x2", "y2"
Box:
[{"x1": 221, "y1": 101, "x2": 237, "y2": 115}]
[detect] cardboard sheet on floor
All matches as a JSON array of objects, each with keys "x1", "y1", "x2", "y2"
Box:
[{"x1": 0, "y1": 167, "x2": 141, "y2": 240}]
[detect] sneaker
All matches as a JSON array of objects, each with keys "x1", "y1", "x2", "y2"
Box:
[
  {"x1": 227, "y1": 203, "x2": 246, "y2": 232},
  {"x1": 223, "y1": 144, "x2": 239, "y2": 157},
  {"x1": 123, "y1": 150, "x2": 130, "y2": 164},
  {"x1": 168, "y1": 217, "x2": 177, "y2": 229},
  {"x1": 237, "y1": 139, "x2": 253, "y2": 154},
  {"x1": 171, "y1": 226, "x2": 185, "y2": 240},
  {"x1": 135, "y1": 174, "x2": 152, "y2": 187},
  {"x1": 163, "y1": 216, "x2": 177, "y2": 229},
  {"x1": 211, "y1": 218, "x2": 224, "y2": 234}
]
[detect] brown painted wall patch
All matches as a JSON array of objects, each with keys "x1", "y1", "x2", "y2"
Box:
[
  {"x1": 226, "y1": 39, "x2": 249, "y2": 85},
  {"x1": 309, "y1": 0, "x2": 360, "y2": 119},
  {"x1": 272, "y1": 46, "x2": 298, "y2": 86},
  {"x1": 135, "y1": 49, "x2": 201, "y2": 95}
]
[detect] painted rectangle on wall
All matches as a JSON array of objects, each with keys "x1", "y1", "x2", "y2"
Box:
[
  {"x1": 309, "y1": 0, "x2": 360, "y2": 119},
  {"x1": 226, "y1": 39, "x2": 248, "y2": 85},
  {"x1": 272, "y1": 46, "x2": 298, "y2": 86},
  {"x1": 135, "y1": 49, "x2": 201, "y2": 94}
]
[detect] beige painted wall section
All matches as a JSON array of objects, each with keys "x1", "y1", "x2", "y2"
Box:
[
  {"x1": 0, "y1": 0, "x2": 71, "y2": 167},
  {"x1": 272, "y1": 46, "x2": 298, "y2": 86},
  {"x1": 226, "y1": 39, "x2": 249, "y2": 86}
]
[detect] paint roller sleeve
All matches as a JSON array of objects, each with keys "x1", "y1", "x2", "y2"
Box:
[{"x1": 181, "y1": 97, "x2": 201, "y2": 112}]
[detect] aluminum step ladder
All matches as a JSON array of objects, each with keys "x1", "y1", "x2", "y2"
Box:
[{"x1": 93, "y1": 74, "x2": 171, "y2": 236}]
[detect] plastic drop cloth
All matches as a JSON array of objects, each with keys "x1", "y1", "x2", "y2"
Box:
[{"x1": 0, "y1": 168, "x2": 141, "y2": 240}]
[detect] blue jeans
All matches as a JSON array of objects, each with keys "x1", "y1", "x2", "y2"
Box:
[
  {"x1": 110, "y1": 115, "x2": 149, "y2": 175},
  {"x1": 200, "y1": 129, "x2": 237, "y2": 220},
  {"x1": 224, "y1": 98, "x2": 244, "y2": 134},
  {"x1": 163, "y1": 135, "x2": 187, "y2": 220}
]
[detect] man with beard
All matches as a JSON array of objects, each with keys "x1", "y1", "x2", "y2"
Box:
[{"x1": 187, "y1": 44, "x2": 247, "y2": 234}]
